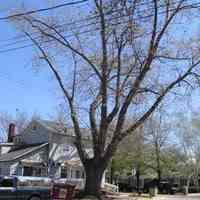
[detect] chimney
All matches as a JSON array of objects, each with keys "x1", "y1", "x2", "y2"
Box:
[{"x1": 7, "y1": 123, "x2": 15, "y2": 143}]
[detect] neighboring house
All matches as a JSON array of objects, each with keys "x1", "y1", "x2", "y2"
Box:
[{"x1": 0, "y1": 119, "x2": 102, "y2": 188}]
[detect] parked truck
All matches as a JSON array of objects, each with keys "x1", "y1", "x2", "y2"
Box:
[{"x1": 0, "y1": 176, "x2": 51, "y2": 200}]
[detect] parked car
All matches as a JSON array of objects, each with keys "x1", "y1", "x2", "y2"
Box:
[
  {"x1": 0, "y1": 176, "x2": 51, "y2": 200},
  {"x1": 159, "y1": 181, "x2": 179, "y2": 194}
]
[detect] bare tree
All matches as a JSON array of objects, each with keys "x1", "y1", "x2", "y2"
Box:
[
  {"x1": 0, "y1": 112, "x2": 11, "y2": 142},
  {"x1": 175, "y1": 112, "x2": 200, "y2": 188},
  {"x1": 49, "y1": 103, "x2": 71, "y2": 125},
  {"x1": 10, "y1": 0, "x2": 200, "y2": 196},
  {"x1": 144, "y1": 106, "x2": 171, "y2": 184},
  {"x1": 0, "y1": 111, "x2": 28, "y2": 142}
]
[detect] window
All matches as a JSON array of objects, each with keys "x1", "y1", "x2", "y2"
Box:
[
  {"x1": 61, "y1": 167, "x2": 68, "y2": 178},
  {"x1": 23, "y1": 166, "x2": 42, "y2": 177},
  {"x1": 23, "y1": 166, "x2": 33, "y2": 176},
  {"x1": 63, "y1": 145, "x2": 70, "y2": 152},
  {"x1": 75, "y1": 170, "x2": 81, "y2": 179},
  {"x1": 15, "y1": 136, "x2": 22, "y2": 144},
  {"x1": 32, "y1": 125, "x2": 37, "y2": 131},
  {"x1": 34, "y1": 168, "x2": 42, "y2": 177}
]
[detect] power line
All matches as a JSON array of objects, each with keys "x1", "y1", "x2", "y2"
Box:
[
  {"x1": 0, "y1": 0, "x2": 184, "y2": 48},
  {"x1": 0, "y1": 0, "x2": 89, "y2": 21},
  {"x1": 0, "y1": 0, "x2": 199, "y2": 54},
  {"x1": 0, "y1": 0, "x2": 191, "y2": 45},
  {"x1": 0, "y1": 16, "x2": 140, "y2": 54},
  {"x1": 0, "y1": 0, "x2": 166, "y2": 43}
]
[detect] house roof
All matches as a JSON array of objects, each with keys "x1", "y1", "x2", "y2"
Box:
[
  {"x1": 38, "y1": 119, "x2": 91, "y2": 139},
  {"x1": 0, "y1": 143, "x2": 48, "y2": 163},
  {"x1": 38, "y1": 120, "x2": 71, "y2": 135}
]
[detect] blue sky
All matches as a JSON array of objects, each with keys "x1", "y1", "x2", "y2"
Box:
[
  {"x1": 0, "y1": 0, "x2": 200, "y2": 121},
  {"x1": 0, "y1": 1, "x2": 74, "y2": 118}
]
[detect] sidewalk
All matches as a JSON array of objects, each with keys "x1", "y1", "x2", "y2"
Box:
[
  {"x1": 105, "y1": 193, "x2": 200, "y2": 200},
  {"x1": 153, "y1": 194, "x2": 200, "y2": 200},
  {"x1": 105, "y1": 193, "x2": 149, "y2": 200}
]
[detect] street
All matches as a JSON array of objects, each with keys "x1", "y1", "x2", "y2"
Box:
[
  {"x1": 106, "y1": 193, "x2": 200, "y2": 200},
  {"x1": 153, "y1": 194, "x2": 200, "y2": 200}
]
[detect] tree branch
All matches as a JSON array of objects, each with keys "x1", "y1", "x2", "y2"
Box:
[
  {"x1": 24, "y1": 31, "x2": 87, "y2": 162},
  {"x1": 107, "y1": 45, "x2": 122, "y2": 123},
  {"x1": 95, "y1": 0, "x2": 109, "y2": 155},
  {"x1": 104, "y1": 59, "x2": 200, "y2": 161},
  {"x1": 24, "y1": 17, "x2": 102, "y2": 81}
]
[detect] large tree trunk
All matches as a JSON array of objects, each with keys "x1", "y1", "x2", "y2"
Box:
[
  {"x1": 157, "y1": 169, "x2": 161, "y2": 185},
  {"x1": 110, "y1": 159, "x2": 115, "y2": 184},
  {"x1": 136, "y1": 166, "x2": 140, "y2": 194},
  {"x1": 84, "y1": 160, "x2": 105, "y2": 197}
]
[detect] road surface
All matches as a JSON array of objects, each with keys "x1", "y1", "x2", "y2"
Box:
[
  {"x1": 153, "y1": 194, "x2": 200, "y2": 200},
  {"x1": 106, "y1": 193, "x2": 200, "y2": 200}
]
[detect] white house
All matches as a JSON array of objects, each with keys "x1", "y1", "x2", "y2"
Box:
[{"x1": 0, "y1": 119, "x2": 104, "y2": 188}]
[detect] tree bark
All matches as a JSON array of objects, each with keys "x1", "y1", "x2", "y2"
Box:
[
  {"x1": 84, "y1": 160, "x2": 105, "y2": 197},
  {"x1": 136, "y1": 167, "x2": 140, "y2": 194},
  {"x1": 157, "y1": 169, "x2": 161, "y2": 185},
  {"x1": 110, "y1": 159, "x2": 115, "y2": 184}
]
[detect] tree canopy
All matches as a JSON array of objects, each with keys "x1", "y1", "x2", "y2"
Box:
[{"x1": 10, "y1": 0, "x2": 200, "y2": 196}]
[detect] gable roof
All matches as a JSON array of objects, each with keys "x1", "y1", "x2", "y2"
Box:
[
  {"x1": 37, "y1": 119, "x2": 91, "y2": 139},
  {"x1": 0, "y1": 143, "x2": 48, "y2": 163},
  {"x1": 38, "y1": 120, "x2": 70, "y2": 135}
]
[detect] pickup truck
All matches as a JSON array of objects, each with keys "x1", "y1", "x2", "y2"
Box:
[{"x1": 0, "y1": 176, "x2": 51, "y2": 200}]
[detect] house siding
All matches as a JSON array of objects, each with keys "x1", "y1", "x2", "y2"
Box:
[
  {"x1": 0, "y1": 164, "x2": 10, "y2": 175},
  {"x1": 0, "y1": 119, "x2": 100, "y2": 185},
  {"x1": 15, "y1": 121, "x2": 49, "y2": 145}
]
